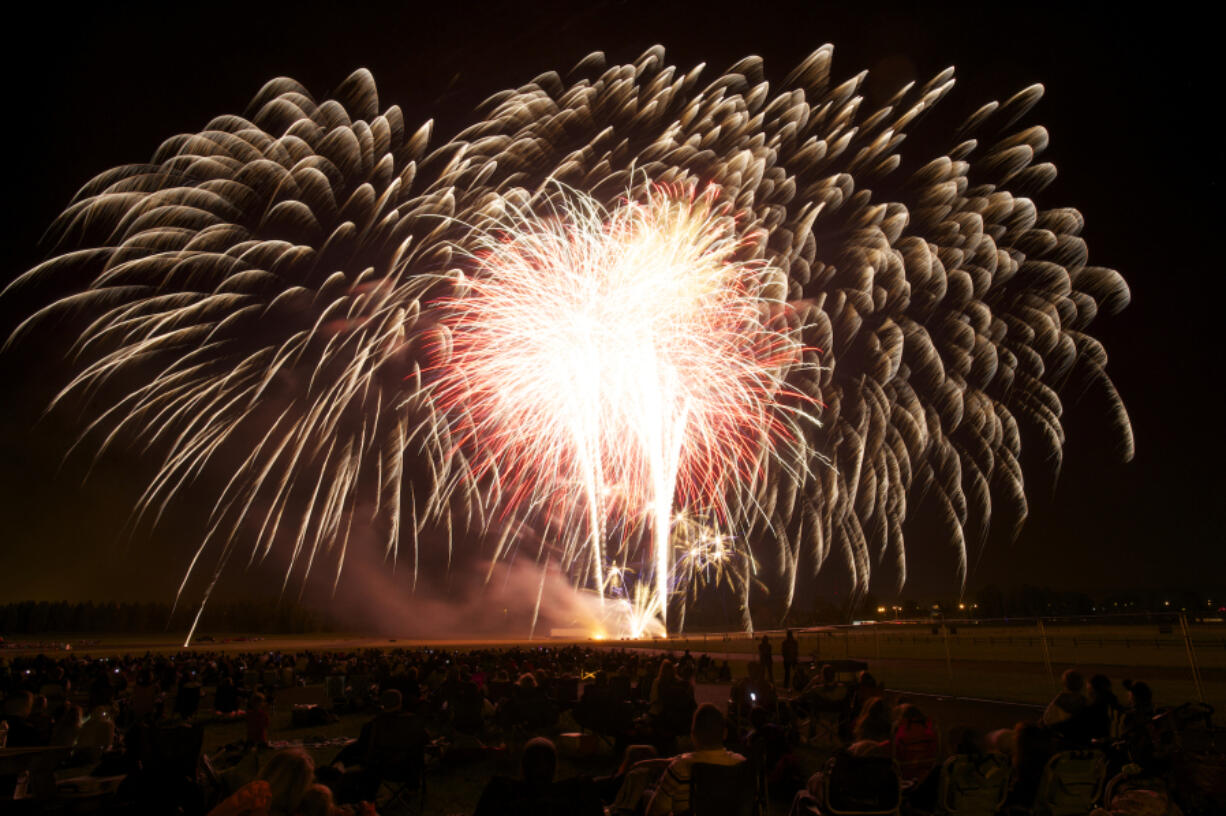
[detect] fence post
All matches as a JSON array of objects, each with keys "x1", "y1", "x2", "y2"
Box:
[
  {"x1": 1037, "y1": 619, "x2": 1055, "y2": 689},
  {"x1": 1178, "y1": 613, "x2": 1206, "y2": 703}
]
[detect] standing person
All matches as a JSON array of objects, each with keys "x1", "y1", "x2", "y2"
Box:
[
  {"x1": 758, "y1": 635, "x2": 773, "y2": 683},
  {"x1": 782, "y1": 631, "x2": 799, "y2": 690}
]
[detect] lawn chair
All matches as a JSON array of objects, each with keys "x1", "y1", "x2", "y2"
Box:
[
  {"x1": 806, "y1": 685, "x2": 850, "y2": 749},
  {"x1": 937, "y1": 752, "x2": 1010, "y2": 815},
  {"x1": 691, "y1": 760, "x2": 757, "y2": 816},
  {"x1": 894, "y1": 718, "x2": 941, "y2": 786},
  {"x1": 1032, "y1": 749, "x2": 1107, "y2": 816},
  {"x1": 823, "y1": 753, "x2": 902, "y2": 816},
  {"x1": 324, "y1": 674, "x2": 346, "y2": 705},
  {"x1": 549, "y1": 676, "x2": 578, "y2": 709},
  {"x1": 366, "y1": 712, "x2": 428, "y2": 813}
]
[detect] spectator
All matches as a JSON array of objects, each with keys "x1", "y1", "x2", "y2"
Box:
[
  {"x1": 648, "y1": 660, "x2": 677, "y2": 717},
  {"x1": 1, "y1": 690, "x2": 41, "y2": 747},
  {"x1": 645, "y1": 704, "x2": 745, "y2": 816},
  {"x1": 473, "y1": 736, "x2": 602, "y2": 816},
  {"x1": 215, "y1": 676, "x2": 240, "y2": 714},
  {"x1": 50, "y1": 701, "x2": 82, "y2": 747},
  {"x1": 1042, "y1": 669, "x2": 1086, "y2": 727},
  {"x1": 848, "y1": 698, "x2": 892, "y2": 756},
  {"x1": 208, "y1": 747, "x2": 316, "y2": 816},
  {"x1": 129, "y1": 668, "x2": 162, "y2": 723},
  {"x1": 1005, "y1": 722, "x2": 1053, "y2": 809},
  {"x1": 758, "y1": 635, "x2": 774, "y2": 683},
  {"x1": 1119, "y1": 679, "x2": 1156, "y2": 767},
  {"x1": 747, "y1": 705, "x2": 799, "y2": 793},
  {"x1": 853, "y1": 670, "x2": 882, "y2": 712},
  {"x1": 246, "y1": 692, "x2": 271, "y2": 747},
  {"x1": 76, "y1": 705, "x2": 116, "y2": 763},
  {"x1": 1083, "y1": 674, "x2": 1122, "y2": 741},
  {"x1": 782, "y1": 631, "x2": 799, "y2": 689}
]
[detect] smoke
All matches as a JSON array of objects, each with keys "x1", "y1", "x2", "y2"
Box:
[{"x1": 321, "y1": 548, "x2": 613, "y2": 640}]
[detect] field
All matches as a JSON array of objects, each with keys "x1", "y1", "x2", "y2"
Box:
[
  {"x1": 7, "y1": 619, "x2": 1223, "y2": 711},
  {"x1": 6, "y1": 621, "x2": 1221, "y2": 814}
]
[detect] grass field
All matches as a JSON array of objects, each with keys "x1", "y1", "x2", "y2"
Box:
[
  {"x1": 6, "y1": 623, "x2": 1220, "y2": 814},
  {"x1": 7, "y1": 619, "x2": 1222, "y2": 711}
]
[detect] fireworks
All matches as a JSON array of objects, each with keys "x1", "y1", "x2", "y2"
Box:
[
  {"x1": 430, "y1": 184, "x2": 809, "y2": 630},
  {"x1": 7, "y1": 45, "x2": 1132, "y2": 638}
]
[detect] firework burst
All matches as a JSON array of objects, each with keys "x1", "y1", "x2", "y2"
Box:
[
  {"x1": 6, "y1": 44, "x2": 1132, "y2": 638},
  {"x1": 428, "y1": 183, "x2": 811, "y2": 629}
]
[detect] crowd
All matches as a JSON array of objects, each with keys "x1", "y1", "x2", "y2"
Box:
[{"x1": 0, "y1": 633, "x2": 1220, "y2": 815}]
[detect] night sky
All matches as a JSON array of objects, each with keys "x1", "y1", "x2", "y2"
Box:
[{"x1": 0, "y1": 0, "x2": 1220, "y2": 610}]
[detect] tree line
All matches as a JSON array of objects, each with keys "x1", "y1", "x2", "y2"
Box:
[{"x1": 0, "y1": 599, "x2": 336, "y2": 635}]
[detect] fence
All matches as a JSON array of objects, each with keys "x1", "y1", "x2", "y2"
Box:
[{"x1": 655, "y1": 613, "x2": 1224, "y2": 708}]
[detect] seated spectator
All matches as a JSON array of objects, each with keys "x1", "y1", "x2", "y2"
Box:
[
  {"x1": 892, "y1": 703, "x2": 939, "y2": 782},
  {"x1": 175, "y1": 669, "x2": 203, "y2": 720},
  {"x1": 853, "y1": 670, "x2": 882, "y2": 711},
  {"x1": 1042, "y1": 669, "x2": 1086, "y2": 727},
  {"x1": 597, "y1": 744, "x2": 659, "y2": 803},
  {"x1": 1082, "y1": 674, "x2": 1122, "y2": 742},
  {"x1": 208, "y1": 747, "x2": 315, "y2": 816},
  {"x1": 1, "y1": 690, "x2": 42, "y2": 747},
  {"x1": 76, "y1": 705, "x2": 116, "y2": 763},
  {"x1": 648, "y1": 660, "x2": 677, "y2": 717},
  {"x1": 747, "y1": 705, "x2": 800, "y2": 794},
  {"x1": 645, "y1": 704, "x2": 745, "y2": 816},
  {"x1": 323, "y1": 689, "x2": 428, "y2": 803},
  {"x1": 1005, "y1": 722, "x2": 1053, "y2": 809},
  {"x1": 215, "y1": 676, "x2": 240, "y2": 714},
  {"x1": 1119, "y1": 679, "x2": 1156, "y2": 767},
  {"x1": 50, "y1": 701, "x2": 82, "y2": 747},
  {"x1": 26, "y1": 694, "x2": 54, "y2": 744},
  {"x1": 473, "y1": 736, "x2": 602, "y2": 816},
  {"x1": 732, "y1": 661, "x2": 777, "y2": 725},
  {"x1": 246, "y1": 693, "x2": 271, "y2": 747},
  {"x1": 130, "y1": 669, "x2": 162, "y2": 722},
  {"x1": 802, "y1": 664, "x2": 849, "y2": 746},
  {"x1": 848, "y1": 698, "x2": 892, "y2": 757}
]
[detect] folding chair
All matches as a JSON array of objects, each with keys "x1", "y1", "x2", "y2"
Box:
[
  {"x1": 1032, "y1": 749, "x2": 1107, "y2": 816},
  {"x1": 937, "y1": 752, "x2": 1010, "y2": 815},
  {"x1": 366, "y1": 712, "x2": 428, "y2": 813},
  {"x1": 823, "y1": 753, "x2": 902, "y2": 816},
  {"x1": 691, "y1": 760, "x2": 756, "y2": 816},
  {"x1": 894, "y1": 718, "x2": 941, "y2": 786}
]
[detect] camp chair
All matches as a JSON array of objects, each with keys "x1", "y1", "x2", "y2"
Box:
[
  {"x1": 806, "y1": 685, "x2": 850, "y2": 748},
  {"x1": 324, "y1": 674, "x2": 346, "y2": 704},
  {"x1": 451, "y1": 684, "x2": 485, "y2": 735},
  {"x1": 366, "y1": 712, "x2": 428, "y2": 812},
  {"x1": 1032, "y1": 749, "x2": 1107, "y2": 816},
  {"x1": 553, "y1": 675, "x2": 580, "y2": 708},
  {"x1": 823, "y1": 753, "x2": 902, "y2": 816},
  {"x1": 894, "y1": 718, "x2": 941, "y2": 785},
  {"x1": 937, "y1": 752, "x2": 1010, "y2": 815},
  {"x1": 691, "y1": 760, "x2": 757, "y2": 816}
]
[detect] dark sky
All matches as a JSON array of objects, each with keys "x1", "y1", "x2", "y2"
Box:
[{"x1": 0, "y1": 0, "x2": 1221, "y2": 608}]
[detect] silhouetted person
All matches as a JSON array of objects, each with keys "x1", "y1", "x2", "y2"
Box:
[
  {"x1": 758, "y1": 635, "x2": 774, "y2": 682},
  {"x1": 473, "y1": 737, "x2": 602, "y2": 816},
  {"x1": 782, "y1": 630, "x2": 799, "y2": 689}
]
